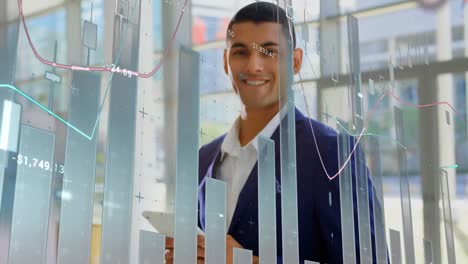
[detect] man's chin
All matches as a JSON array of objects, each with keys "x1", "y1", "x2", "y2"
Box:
[{"x1": 242, "y1": 101, "x2": 281, "y2": 112}]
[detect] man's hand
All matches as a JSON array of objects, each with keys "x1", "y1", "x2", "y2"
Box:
[
  {"x1": 225, "y1": 235, "x2": 259, "y2": 264},
  {"x1": 165, "y1": 235, "x2": 205, "y2": 264},
  {"x1": 226, "y1": 235, "x2": 241, "y2": 264},
  {"x1": 165, "y1": 234, "x2": 259, "y2": 264}
]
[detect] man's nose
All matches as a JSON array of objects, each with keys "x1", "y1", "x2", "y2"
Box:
[{"x1": 245, "y1": 52, "x2": 264, "y2": 73}]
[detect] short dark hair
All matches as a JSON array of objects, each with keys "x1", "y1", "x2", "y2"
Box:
[{"x1": 227, "y1": 2, "x2": 296, "y2": 48}]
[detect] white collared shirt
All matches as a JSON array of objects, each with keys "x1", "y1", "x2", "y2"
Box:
[{"x1": 215, "y1": 106, "x2": 287, "y2": 228}]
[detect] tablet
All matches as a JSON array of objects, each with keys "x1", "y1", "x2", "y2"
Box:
[{"x1": 142, "y1": 211, "x2": 204, "y2": 237}]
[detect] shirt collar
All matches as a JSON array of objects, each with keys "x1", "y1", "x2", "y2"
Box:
[
  {"x1": 220, "y1": 104, "x2": 288, "y2": 160},
  {"x1": 220, "y1": 119, "x2": 242, "y2": 159}
]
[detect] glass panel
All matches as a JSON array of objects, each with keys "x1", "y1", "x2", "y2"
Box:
[
  {"x1": 441, "y1": 169, "x2": 456, "y2": 264},
  {"x1": 173, "y1": 46, "x2": 200, "y2": 264},
  {"x1": 233, "y1": 248, "x2": 252, "y2": 264},
  {"x1": 100, "y1": 1, "x2": 141, "y2": 262},
  {"x1": 0, "y1": 100, "x2": 21, "y2": 153},
  {"x1": 279, "y1": 22, "x2": 300, "y2": 264},
  {"x1": 367, "y1": 137, "x2": 388, "y2": 264},
  {"x1": 337, "y1": 122, "x2": 356, "y2": 264},
  {"x1": 8, "y1": 125, "x2": 55, "y2": 264},
  {"x1": 424, "y1": 239, "x2": 434, "y2": 264},
  {"x1": 139, "y1": 230, "x2": 165, "y2": 264},
  {"x1": 257, "y1": 136, "x2": 277, "y2": 264},
  {"x1": 347, "y1": 15, "x2": 373, "y2": 264},
  {"x1": 57, "y1": 71, "x2": 100, "y2": 264},
  {"x1": 0, "y1": 3, "x2": 21, "y2": 251},
  {"x1": 205, "y1": 178, "x2": 227, "y2": 264},
  {"x1": 394, "y1": 106, "x2": 416, "y2": 264},
  {"x1": 389, "y1": 228, "x2": 402, "y2": 264}
]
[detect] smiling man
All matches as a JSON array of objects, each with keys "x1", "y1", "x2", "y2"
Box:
[{"x1": 166, "y1": 2, "x2": 378, "y2": 264}]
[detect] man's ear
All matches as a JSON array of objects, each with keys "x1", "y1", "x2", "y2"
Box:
[
  {"x1": 223, "y1": 49, "x2": 228, "y2": 75},
  {"x1": 224, "y1": 48, "x2": 238, "y2": 95},
  {"x1": 293, "y1": 48, "x2": 303, "y2": 74}
]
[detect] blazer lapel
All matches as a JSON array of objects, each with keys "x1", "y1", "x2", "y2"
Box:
[
  {"x1": 198, "y1": 141, "x2": 223, "y2": 230},
  {"x1": 228, "y1": 108, "x2": 305, "y2": 232},
  {"x1": 228, "y1": 162, "x2": 258, "y2": 233}
]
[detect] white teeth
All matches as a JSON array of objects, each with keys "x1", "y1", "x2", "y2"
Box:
[{"x1": 245, "y1": 80, "x2": 267, "y2": 86}]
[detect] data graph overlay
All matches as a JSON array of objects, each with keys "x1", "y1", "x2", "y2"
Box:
[
  {"x1": 17, "y1": 0, "x2": 187, "y2": 78},
  {"x1": 0, "y1": 1, "x2": 467, "y2": 264}
]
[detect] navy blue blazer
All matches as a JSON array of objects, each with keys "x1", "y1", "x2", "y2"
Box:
[{"x1": 198, "y1": 108, "x2": 378, "y2": 263}]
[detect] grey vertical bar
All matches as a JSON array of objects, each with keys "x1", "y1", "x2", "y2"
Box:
[
  {"x1": 279, "y1": 77, "x2": 300, "y2": 264},
  {"x1": 347, "y1": 16, "x2": 364, "y2": 126},
  {"x1": 0, "y1": 0, "x2": 20, "y2": 92},
  {"x1": 100, "y1": 1, "x2": 141, "y2": 263},
  {"x1": 418, "y1": 72, "x2": 441, "y2": 264},
  {"x1": 369, "y1": 79, "x2": 375, "y2": 95},
  {"x1": 8, "y1": 125, "x2": 55, "y2": 264},
  {"x1": 0, "y1": 100, "x2": 21, "y2": 258},
  {"x1": 368, "y1": 137, "x2": 388, "y2": 264},
  {"x1": 57, "y1": 71, "x2": 100, "y2": 264},
  {"x1": 445, "y1": 111, "x2": 450, "y2": 126},
  {"x1": 0, "y1": 100, "x2": 21, "y2": 153},
  {"x1": 355, "y1": 75, "x2": 373, "y2": 260},
  {"x1": 0, "y1": 100, "x2": 20, "y2": 209},
  {"x1": 279, "y1": 7, "x2": 300, "y2": 262},
  {"x1": 258, "y1": 136, "x2": 276, "y2": 264},
  {"x1": 302, "y1": 23, "x2": 309, "y2": 46},
  {"x1": 389, "y1": 61, "x2": 395, "y2": 91},
  {"x1": 440, "y1": 170, "x2": 456, "y2": 264},
  {"x1": 173, "y1": 46, "x2": 200, "y2": 264},
  {"x1": 0, "y1": 0, "x2": 18, "y2": 143},
  {"x1": 424, "y1": 239, "x2": 434, "y2": 264},
  {"x1": 0, "y1": 4, "x2": 16, "y2": 169},
  {"x1": 205, "y1": 178, "x2": 226, "y2": 264},
  {"x1": 394, "y1": 106, "x2": 416, "y2": 264},
  {"x1": 0, "y1": 1, "x2": 20, "y2": 261},
  {"x1": 0, "y1": 165, "x2": 2, "y2": 210},
  {"x1": 337, "y1": 123, "x2": 356, "y2": 264},
  {"x1": 389, "y1": 229, "x2": 402, "y2": 264},
  {"x1": 347, "y1": 15, "x2": 372, "y2": 264},
  {"x1": 0, "y1": 148, "x2": 18, "y2": 264},
  {"x1": 139, "y1": 230, "x2": 165, "y2": 264},
  {"x1": 0, "y1": 100, "x2": 21, "y2": 216},
  {"x1": 233, "y1": 248, "x2": 252, "y2": 264}
]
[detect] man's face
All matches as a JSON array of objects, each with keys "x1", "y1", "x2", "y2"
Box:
[{"x1": 223, "y1": 22, "x2": 303, "y2": 111}]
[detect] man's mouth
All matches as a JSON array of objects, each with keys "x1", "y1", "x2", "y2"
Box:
[{"x1": 242, "y1": 79, "x2": 270, "y2": 86}]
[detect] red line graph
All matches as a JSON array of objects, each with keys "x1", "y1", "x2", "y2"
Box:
[
  {"x1": 18, "y1": 0, "x2": 465, "y2": 181},
  {"x1": 300, "y1": 81, "x2": 464, "y2": 181},
  {"x1": 390, "y1": 90, "x2": 465, "y2": 122},
  {"x1": 18, "y1": 0, "x2": 187, "y2": 78}
]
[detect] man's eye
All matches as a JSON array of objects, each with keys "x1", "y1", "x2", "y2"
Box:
[
  {"x1": 268, "y1": 50, "x2": 278, "y2": 57},
  {"x1": 233, "y1": 50, "x2": 247, "y2": 55}
]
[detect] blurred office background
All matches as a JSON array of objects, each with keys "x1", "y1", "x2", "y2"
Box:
[{"x1": 0, "y1": 0, "x2": 467, "y2": 263}]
